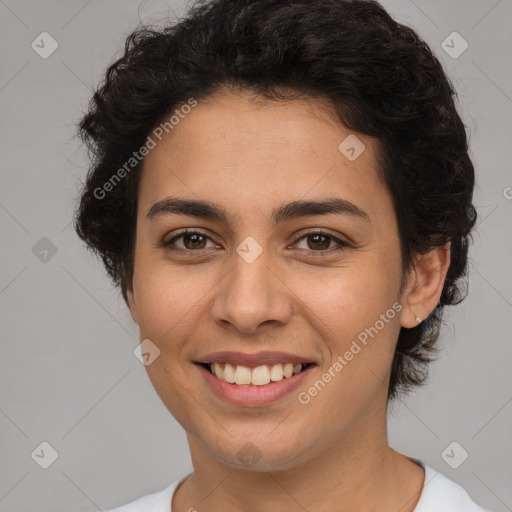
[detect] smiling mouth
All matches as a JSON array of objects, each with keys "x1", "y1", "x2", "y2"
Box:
[{"x1": 197, "y1": 362, "x2": 315, "y2": 386}]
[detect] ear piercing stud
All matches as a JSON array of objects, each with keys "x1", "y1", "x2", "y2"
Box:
[{"x1": 415, "y1": 316, "x2": 422, "y2": 324}]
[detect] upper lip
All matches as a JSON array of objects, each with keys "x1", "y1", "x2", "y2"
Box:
[{"x1": 195, "y1": 351, "x2": 317, "y2": 368}]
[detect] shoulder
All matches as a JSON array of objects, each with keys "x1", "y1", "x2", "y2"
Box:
[
  {"x1": 101, "y1": 464, "x2": 493, "y2": 512},
  {"x1": 103, "y1": 474, "x2": 189, "y2": 512},
  {"x1": 413, "y1": 460, "x2": 492, "y2": 512}
]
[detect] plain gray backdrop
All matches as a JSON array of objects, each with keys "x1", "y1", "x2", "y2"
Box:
[{"x1": 1, "y1": 0, "x2": 511, "y2": 511}]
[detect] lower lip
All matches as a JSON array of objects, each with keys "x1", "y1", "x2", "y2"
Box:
[{"x1": 196, "y1": 363, "x2": 316, "y2": 407}]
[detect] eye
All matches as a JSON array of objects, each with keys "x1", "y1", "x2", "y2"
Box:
[
  {"x1": 163, "y1": 229, "x2": 218, "y2": 251},
  {"x1": 292, "y1": 230, "x2": 351, "y2": 254},
  {"x1": 162, "y1": 228, "x2": 350, "y2": 255}
]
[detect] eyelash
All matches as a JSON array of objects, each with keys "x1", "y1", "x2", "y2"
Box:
[{"x1": 162, "y1": 228, "x2": 351, "y2": 255}]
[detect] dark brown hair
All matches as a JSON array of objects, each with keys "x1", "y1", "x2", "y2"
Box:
[{"x1": 74, "y1": 0, "x2": 476, "y2": 401}]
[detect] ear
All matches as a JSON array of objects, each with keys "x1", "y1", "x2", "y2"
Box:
[
  {"x1": 125, "y1": 281, "x2": 139, "y2": 325},
  {"x1": 400, "y1": 242, "x2": 451, "y2": 328}
]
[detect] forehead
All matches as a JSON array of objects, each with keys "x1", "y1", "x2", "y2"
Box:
[{"x1": 138, "y1": 91, "x2": 393, "y2": 226}]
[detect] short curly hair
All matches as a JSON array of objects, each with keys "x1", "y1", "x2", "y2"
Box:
[{"x1": 74, "y1": 0, "x2": 476, "y2": 401}]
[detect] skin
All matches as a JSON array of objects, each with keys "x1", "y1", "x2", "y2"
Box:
[{"x1": 126, "y1": 88, "x2": 451, "y2": 512}]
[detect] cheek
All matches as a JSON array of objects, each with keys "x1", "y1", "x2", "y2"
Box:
[
  {"x1": 135, "y1": 281, "x2": 192, "y2": 340},
  {"x1": 132, "y1": 249, "x2": 173, "y2": 333},
  {"x1": 131, "y1": 257, "x2": 205, "y2": 425},
  {"x1": 297, "y1": 258, "x2": 398, "y2": 331},
  {"x1": 294, "y1": 258, "x2": 401, "y2": 384},
  {"x1": 132, "y1": 251, "x2": 216, "y2": 342}
]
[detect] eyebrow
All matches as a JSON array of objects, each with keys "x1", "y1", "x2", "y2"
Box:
[{"x1": 146, "y1": 197, "x2": 370, "y2": 224}]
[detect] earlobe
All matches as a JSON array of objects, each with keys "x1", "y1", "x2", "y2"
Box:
[
  {"x1": 126, "y1": 284, "x2": 139, "y2": 325},
  {"x1": 399, "y1": 242, "x2": 451, "y2": 329}
]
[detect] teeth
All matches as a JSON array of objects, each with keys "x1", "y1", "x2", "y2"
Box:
[
  {"x1": 213, "y1": 363, "x2": 224, "y2": 380},
  {"x1": 223, "y1": 363, "x2": 236, "y2": 383},
  {"x1": 252, "y1": 365, "x2": 271, "y2": 385},
  {"x1": 234, "y1": 365, "x2": 252, "y2": 385},
  {"x1": 209, "y1": 362, "x2": 308, "y2": 386},
  {"x1": 270, "y1": 363, "x2": 284, "y2": 382}
]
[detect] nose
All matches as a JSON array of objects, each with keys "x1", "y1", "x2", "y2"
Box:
[{"x1": 210, "y1": 247, "x2": 293, "y2": 335}]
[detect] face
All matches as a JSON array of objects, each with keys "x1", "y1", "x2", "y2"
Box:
[{"x1": 127, "y1": 89, "x2": 410, "y2": 471}]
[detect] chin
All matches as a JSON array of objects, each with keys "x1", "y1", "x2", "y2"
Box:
[{"x1": 205, "y1": 432, "x2": 309, "y2": 472}]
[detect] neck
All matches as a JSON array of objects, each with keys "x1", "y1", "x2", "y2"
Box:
[{"x1": 173, "y1": 402, "x2": 424, "y2": 512}]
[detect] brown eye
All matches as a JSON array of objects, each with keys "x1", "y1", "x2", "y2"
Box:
[
  {"x1": 293, "y1": 231, "x2": 350, "y2": 254},
  {"x1": 163, "y1": 230, "x2": 215, "y2": 251},
  {"x1": 306, "y1": 233, "x2": 331, "y2": 250},
  {"x1": 182, "y1": 232, "x2": 207, "y2": 250}
]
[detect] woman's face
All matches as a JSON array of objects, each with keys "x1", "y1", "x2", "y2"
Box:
[{"x1": 127, "y1": 90, "x2": 411, "y2": 470}]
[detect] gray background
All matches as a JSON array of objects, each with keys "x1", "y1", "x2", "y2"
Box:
[{"x1": 0, "y1": 0, "x2": 511, "y2": 511}]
